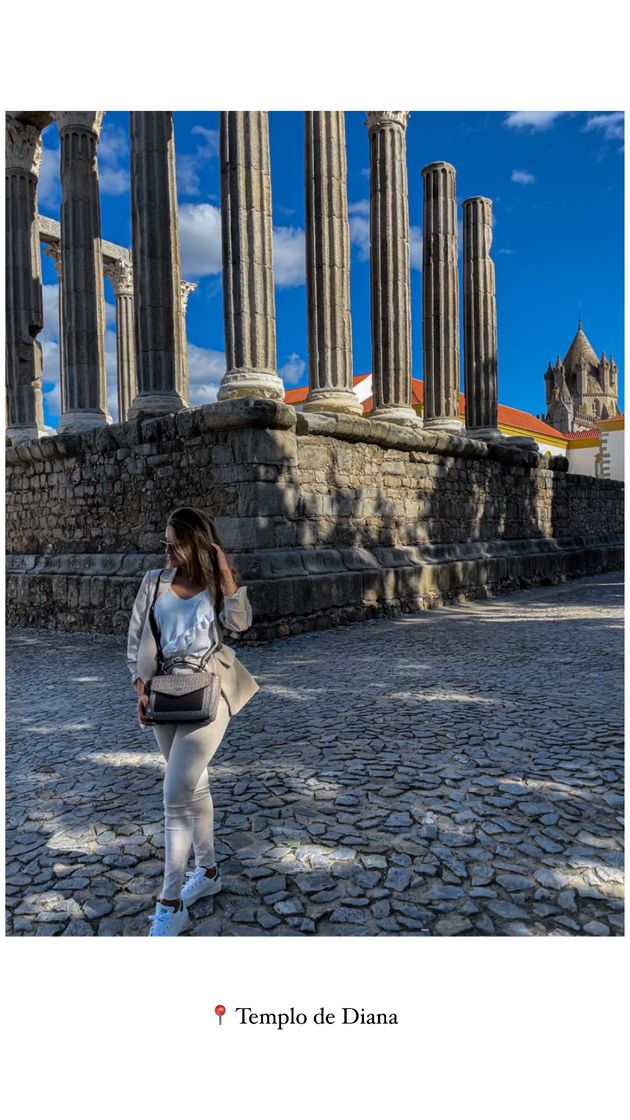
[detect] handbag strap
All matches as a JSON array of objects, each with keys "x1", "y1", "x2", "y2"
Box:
[{"x1": 148, "y1": 568, "x2": 166, "y2": 672}]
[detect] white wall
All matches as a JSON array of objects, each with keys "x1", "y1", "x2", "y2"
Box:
[
  {"x1": 601, "y1": 428, "x2": 624, "y2": 481},
  {"x1": 567, "y1": 443, "x2": 599, "y2": 477}
]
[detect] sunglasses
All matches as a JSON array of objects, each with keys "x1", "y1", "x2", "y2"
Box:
[{"x1": 160, "y1": 539, "x2": 180, "y2": 554}]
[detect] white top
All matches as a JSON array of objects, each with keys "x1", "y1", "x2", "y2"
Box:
[{"x1": 154, "y1": 585, "x2": 216, "y2": 662}]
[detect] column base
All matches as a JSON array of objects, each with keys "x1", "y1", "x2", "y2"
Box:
[
  {"x1": 302, "y1": 389, "x2": 364, "y2": 416},
  {"x1": 127, "y1": 391, "x2": 187, "y2": 422},
  {"x1": 57, "y1": 408, "x2": 113, "y2": 432},
  {"x1": 370, "y1": 405, "x2": 423, "y2": 427},
  {"x1": 423, "y1": 417, "x2": 465, "y2": 434},
  {"x1": 464, "y1": 426, "x2": 504, "y2": 442},
  {"x1": 217, "y1": 369, "x2": 285, "y2": 402},
  {"x1": 6, "y1": 422, "x2": 49, "y2": 443},
  {"x1": 503, "y1": 435, "x2": 540, "y2": 451}
]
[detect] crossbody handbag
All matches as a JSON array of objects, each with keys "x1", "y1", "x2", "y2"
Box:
[{"x1": 145, "y1": 568, "x2": 223, "y2": 723}]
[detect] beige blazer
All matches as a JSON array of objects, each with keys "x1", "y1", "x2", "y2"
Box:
[{"x1": 126, "y1": 566, "x2": 260, "y2": 718}]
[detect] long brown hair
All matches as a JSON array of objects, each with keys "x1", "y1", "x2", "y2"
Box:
[{"x1": 165, "y1": 507, "x2": 240, "y2": 615}]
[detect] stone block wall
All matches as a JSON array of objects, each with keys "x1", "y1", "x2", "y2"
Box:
[{"x1": 5, "y1": 399, "x2": 624, "y2": 640}]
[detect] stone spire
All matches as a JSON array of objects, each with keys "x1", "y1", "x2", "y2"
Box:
[
  {"x1": 365, "y1": 111, "x2": 421, "y2": 426},
  {"x1": 462, "y1": 196, "x2": 502, "y2": 440},
  {"x1": 217, "y1": 112, "x2": 284, "y2": 402},
  {"x1": 128, "y1": 112, "x2": 187, "y2": 420},
  {"x1": 303, "y1": 112, "x2": 362, "y2": 416},
  {"x1": 52, "y1": 112, "x2": 112, "y2": 432},
  {"x1": 104, "y1": 258, "x2": 137, "y2": 423},
  {"x1": 5, "y1": 117, "x2": 47, "y2": 442},
  {"x1": 421, "y1": 161, "x2": 463, "y2": 432}
]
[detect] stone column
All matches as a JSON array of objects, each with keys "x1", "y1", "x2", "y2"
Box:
[
  {"x1": 128, "y1": 111, "x2": 187, "y2": 420},
  {"x1": 303, "y1": 112, "x2": 362, "y2": 416},
  {"x1": 5, "y1": 117, "x2": 47, "y2": 442},
  {"x1": 462, "y1": 197, "x2": 502, "y2": 441},
  {"x1": 218, "y1": 111, "x2": 284, "y2": 401},
  {"x1": 422, "y1": 161, "x2": 464, "y2": 432},
  {"x1": 52, "y1": 112, "x2": 112, "y2": 431},
  {"x1": 178, "y1": 279, "x2": 197, "y2": 405},
  {"x1": 365, "y1": 112, "x2": 421, "y2": 426},
  {"x1": 104, "y1": 259, "x2": 137, "y2": 423},
  {"x1": 42, "y1": 242, "x2": 66, "y2": 417}
]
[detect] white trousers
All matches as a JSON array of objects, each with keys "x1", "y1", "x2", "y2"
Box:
[{"x1": 151, "y1": 694, "x2": 231, "y2": 899}]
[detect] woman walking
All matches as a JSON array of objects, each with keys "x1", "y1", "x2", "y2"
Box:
[{"x1": 126, "y1": 506, "x2": 259, "y2": 936}]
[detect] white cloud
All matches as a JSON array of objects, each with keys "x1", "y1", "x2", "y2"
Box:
[
  {"x1": 511, "y1": 169, "x2": 536, "y2": 184},
  {"x1": 410, "y1": 225, "x2": 423, "y2": 270},
  {"x1": 175, "y1": 204, "x2": 306, "y2": 287},
  {"x1": 273, "y1": 226, "x2": 305, "y2": 288},
  {"x1": 279, "y1": 352, "x2": 306, "y2": 386},
  {"x1": 38, "y1": 142, "x2": 61, "y2": 211},
  {"x1": 98, "y1": 122, "x2": 130, "y2": 196},
  {"x1": 349, "y1": 198, "x2": 370, "y2": 261},
  {"x1": 178, "y1": 203, "x2": 222, "y2": 277},
  {"x1": 38, "y1": 280, "x2": 119, "y2": 424},
  {"x1": 504, "y1": 111, "x2": 565, "y2": 131},
  {"x1": 186, "y1": 343, "x2": 226, "y2": 405},
  {"x1": 177, "y1": 125, "x2": 218, "y2": 197},
  {"x1": 583, "y1": 112, "x2": 624, "y2": 142},
  {"x1": 191, "y1": 125, "x2": 218, "y2": 156}
]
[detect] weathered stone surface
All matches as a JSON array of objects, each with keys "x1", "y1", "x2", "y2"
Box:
[
  {"x1": 303, "y1": 113, "x2": 361, "y2": 418},
  {"x1": 5, "y1": 574, "x2": 623, "y2": 940},
  {"x1": 463, "y1": 196, "x2": 501, "y2": 439},
  {"x1": 52, "y1": 112, "x2": 111, "y2": 433},
  {"x1": 5, "y1": 401, "x2": 622, "y2": 637},
  {"x1": 365, "y1": 112, "x2": 420, "y2": 428},
  {"x1": 128, "y1": 112, "x2": 187, "y2": 420},
  {"x1": 218, "y1": 112, "x2": 283, "y2": 403},
  {"x1": 6, "y1": 117, "x2": 47, "y2": 443},
  {"x1": 422, "y1": 162, "x2": 463, "y2": 433},
  {"x1": 104, "y1": 260, "x2": 137, "y2": 424}
]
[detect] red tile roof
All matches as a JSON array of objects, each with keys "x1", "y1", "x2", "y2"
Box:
[{"x1": 564, "y1": 428, "x2": 602, "y2": 440}]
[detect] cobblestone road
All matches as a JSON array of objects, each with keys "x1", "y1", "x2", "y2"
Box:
[{"x1": 6, "y1": 573, "x2": 624, "y2": 937}]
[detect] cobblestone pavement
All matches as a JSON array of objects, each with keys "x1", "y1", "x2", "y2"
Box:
[{"x1": 6, "y1": 573, "x2": 624, "y2": 937}]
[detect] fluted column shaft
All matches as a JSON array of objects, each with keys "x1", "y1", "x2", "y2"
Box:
[
  {"x1": 128, "y1": 111, "x2": 186, "y2": 420},
  {"x1": 218, "y1": 112, "x2": 283, "y2": 401},
  {"x1": 178, "y1": 280, "x2": 197, "y2": 405},
  {"x1": 104, "y1": 259, "x2": 137, "y2": 423},
  {"x1": 43, "y1": 242, "x2": 66, "y2": 415},
  {"x1": 53, "y1": 112, "x2": 111, "y2": 431},
  {"x1": 5, "y1": 117, "x2": 46, "y2": 442},
  {"x1": 422, "y1": 161, "x2": 463, "y2": 432},
  {"x1": 366, "y1": 112, "x2": 420, "y2": 426},
  {"x1": 303, "y1": 112, "x2": 361, "y2": 416},
  {"x1": 462, "y1": 197, "x2": 501, "y2": 439}
]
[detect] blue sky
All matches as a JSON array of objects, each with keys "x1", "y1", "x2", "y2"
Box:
[{"x1": 37, "y1": 109, "x2": 624, "y2": 430}]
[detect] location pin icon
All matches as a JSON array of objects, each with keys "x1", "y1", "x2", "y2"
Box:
[{"x1": 215, "y1": 1004, "x2": 226, "y2": 1026}]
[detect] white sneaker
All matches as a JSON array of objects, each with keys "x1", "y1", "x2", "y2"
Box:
[
  {"x1": 147, "y1": 899, "x2": 190, "y2": 937},
  {"x1": 180, "y1": 866, "x2": 223, "y2": 906}
]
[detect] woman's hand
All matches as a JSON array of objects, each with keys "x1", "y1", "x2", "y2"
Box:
[
  {"x1": 136, "y1": 693, "x2": 153, "y2": 727},
  {"x1": 210, "y1": 542, "x2": 239, "y2": 595},
  {"x1": 209, "y1": 540, "x2": 230, "y2": 570}
]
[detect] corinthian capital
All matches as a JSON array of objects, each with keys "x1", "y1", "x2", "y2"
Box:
[
  {"x1": 52, "y1": 111, "x2": 105, "y2": 137},
  {"x1": 104, "y1": 258, "x2": 134, "y2": 296},
  {"x1": 6, "y1": 117, "x2": 43, "y2": 177},
  {"x1": 43, "y1": 241, "x2": 62, "y2": 276},
  {"x1": 180, "y1": 280, "x2": 198, "y2": 314},
  {"x1": 365, "y1": 111, "x2": 410, "y2": 136}
]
